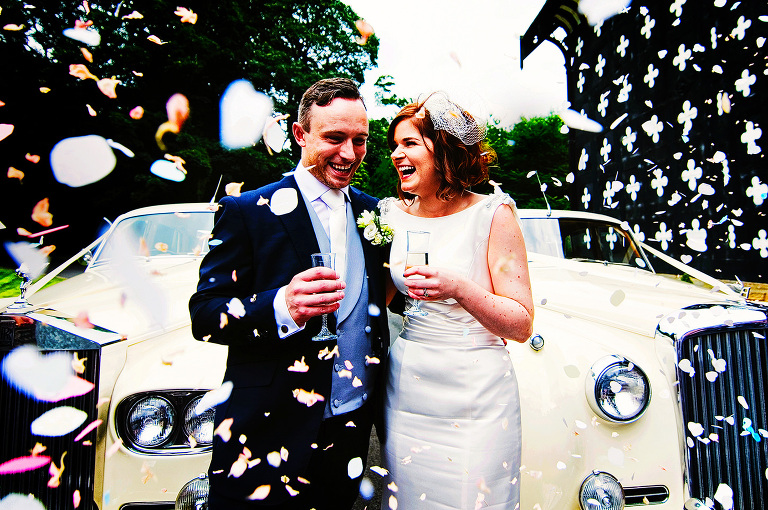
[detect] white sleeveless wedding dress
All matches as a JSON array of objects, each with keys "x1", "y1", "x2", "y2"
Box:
[{"x1": 379, "y1": 193, "x2": 522, "y2": 510}]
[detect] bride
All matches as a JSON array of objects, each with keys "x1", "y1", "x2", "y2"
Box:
[{"x1": 380, "y1": 92, "x2": 534, "y2": 509}]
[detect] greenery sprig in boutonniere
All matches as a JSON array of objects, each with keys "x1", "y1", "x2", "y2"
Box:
[{"x1": 357, "y1": 210, "x2": 394, "y2": 246}]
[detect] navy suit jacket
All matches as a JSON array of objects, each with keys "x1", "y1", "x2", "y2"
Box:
[{"x1": 189, "y1": 175, "x2": 390, "y2": 503}]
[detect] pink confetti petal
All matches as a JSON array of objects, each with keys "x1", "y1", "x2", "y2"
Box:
[
  {"x1": 0, "y1": 455, "x2": 51, "y2": 474},
  {"x1": 0, "y1": 124, "x2": 14, "y2": 142},
  {"x1": 74, "y1": 419, "x2": 103, "y2": 442}
]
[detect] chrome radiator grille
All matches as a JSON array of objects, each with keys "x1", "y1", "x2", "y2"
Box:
[
  {"x1": 679, "y1": 325, "x2": 768, "y2": 508},
  {"x1": 0, "y1": 320, "x2": 101, "y2": 510}
]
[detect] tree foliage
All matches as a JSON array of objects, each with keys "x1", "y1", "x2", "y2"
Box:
[
  {"x1": 0, "y1": 0, "x2": 379, "y2": 263},
  {"x1": 485, "y1": 115, "x2": 570, "y2": 210}
]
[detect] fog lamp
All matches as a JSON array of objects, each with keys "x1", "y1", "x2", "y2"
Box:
[
  {"x1": 175, "y1": 474, "x2": 209, "y2": 510},
  {"x1": 579, "y1": 471, "x2": 624, "y2": 510}
]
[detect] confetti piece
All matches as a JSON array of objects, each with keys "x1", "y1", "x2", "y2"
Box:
[
  {"x1": 559, "y1": 109, "x2": 603, "y2": 132},
  {"x1": 25, "y1": 153, "x2": 40, "y2": 163},
  {"x1": 355, "y1": 19, "x2": 374, "y2": 45},
  {"x1": 7, "y1": 167, "x2": 24, "y2": 180},
  {"x1": 714, "y1": 483, "x2": 734, "y2": 510},
  {"x1": 348, "y1": 457, "x2": 363, "y2": 478},
  {"x1": 226, "y1": 182, "x2": 244, "y2": 197},
  {"x1": 359, "y1": 478, "x2": 375, "y2": 499},
  {"x1": 1, "y1": 345, "x2": 74, "y2": 400},
  {"x1": 0, "y1": 124, "x2": 14, "y2": 142},
  {"x1": 69, "y1": 64, "x2": 97, "y2": 81},
  {"x1": 50, "y1": 135, "x2": 117, "y2": 186},
  {"x1": 220, "y1": 80, "x2": 273, "y2": 150},
  {"x1": 174, "y1": 6, "x2": 198, "y2": 24},
  {"x1": 688, "y1": 422, "x2": 704, "y2": 437},
  {"x1": 292, "y1": 388, "x2": 325, "y2": 407},
  {"x1": 214, "y1": 418, "x2": 233, "y2": 442},
  {"x1": 96, "y1": 77, "x2": 120, "y2": 98},
  {"x1": 129, "y1": 106, "x2": 144, "y2": 119},
  {"x1": 150, "y1": 160, "x2": 186, "y2": 182},
  {"x1": 31, "y1": 406, "x2": 88, "y2": 436},
  {"x1": 63, "y1": 26, "x2": 100, "y2": 45},
  {"x1": 266, "y1": 451, "x2": 281, "y2": 467},
  {"x1": 73, "y1": 490, "x2": 81, "y2": 508},
  {"x1": 288, "y1": 357, "x2": 309, "y2": 372},
  {"x1": 269, "y1": 187, "x2": 299, "y2": 216},
  {"x1": 73, "y1": 311, "x2": 95, "y2": 329},
  {"x1": 609, "y1": 289, "x2": 625, "y2": 306},
  {"x1": 738, "y1": 395, "x2": 749, "y2": 409},
  {"x1": 247, "y1": 485, "x2": 271, "y2": 500},
  {"x1": 47, "y1": 452, "x2": 66, "y2": 488},
  {"x1": 263, "y1": 114, "x2": 289, "y2": 155},
  {"x1": 147, "y1": 35, "x2": 166, "y2": 45},
  {"x1": 0, "y1": 455, "x2": 51, "y2": 474},
  {"x1": 31, "y1": 198, "x2": 53, "y2": 227}
]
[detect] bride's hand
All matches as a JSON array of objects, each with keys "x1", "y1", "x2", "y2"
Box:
[{"x1": 403, "y1": 266, "x2": 462, "y2": 301}]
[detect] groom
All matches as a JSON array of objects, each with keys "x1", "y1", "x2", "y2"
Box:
[{"x1": 189, "y1": 78, "x2": 391, "y2": 509}]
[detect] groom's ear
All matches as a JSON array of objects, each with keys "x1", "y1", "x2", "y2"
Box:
[{"x1": 292, "y1": 122, "x2": 307, "y2": 147}]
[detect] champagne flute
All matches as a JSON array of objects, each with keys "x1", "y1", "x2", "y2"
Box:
[
  {"x1": 311, "y1": 252, "x2": 339, "y2": 341},
  {"x1": 403, "y1": 230, "x2": 430, "y2": 317}
]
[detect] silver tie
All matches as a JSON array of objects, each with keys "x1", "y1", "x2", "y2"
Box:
[{"x1": 324, "y1": 189, "x2": 347, "y2": 279}]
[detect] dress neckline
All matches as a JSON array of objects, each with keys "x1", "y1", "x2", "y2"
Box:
[{"x1": 390, "y1": 193, "x2": 493, "y2": 219}]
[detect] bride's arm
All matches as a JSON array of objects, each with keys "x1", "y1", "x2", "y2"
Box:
[{"x1": 402, "y1": 204, "x2": 534, "y2": 342}]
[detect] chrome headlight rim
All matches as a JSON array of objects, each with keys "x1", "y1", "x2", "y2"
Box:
[
  {"x1": 117, "y1": 390, "x2": 215, "y2": 454},
  {"x1": 126, "y1": 395, "x2": 177, "y2": 448},
  {"x1": 579, "y1": 470, "x2": 625, "y2": 510},
  {"x1": 586, "y1": 355, "x2": 651, "y2": 423}
]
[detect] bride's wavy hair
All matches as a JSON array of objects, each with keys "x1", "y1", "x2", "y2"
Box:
[{"x1": 387, "y1": 96, "x2": 496, "y2": 202}]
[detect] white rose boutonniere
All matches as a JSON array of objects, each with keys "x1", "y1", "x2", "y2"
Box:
[{"x1": 356, "y1": 209, "x2": 394, "y2": 246}]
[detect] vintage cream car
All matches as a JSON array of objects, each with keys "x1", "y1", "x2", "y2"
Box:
[{"x1": 1, "y1": 203, "x2": 765, "y2": 510}]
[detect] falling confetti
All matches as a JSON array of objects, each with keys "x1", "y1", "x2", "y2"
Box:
[
  {"x1": 559, "y1": 109, "x2": 604, "y2": 132},
  {"x1": 348, "y1": 457, "x2": 364, "y2": 478},
  {"x1": 269, "y1": 187, "x2": 299, "y2": 216},
  {"x1": 355, "y1": 19, "x2": 375, "y2": 45},
  {"x1": 50, "y1": 135, "x2": 117, "y2": 186},
  {"x1": 196, "y1": 381, "x2": 233, "y2": 414},
  {"x1": 155, "y1": 93, "x2": 190, "y2": 150},
  {"x1": 31, "y1": 406, "x2": 88, "y2": 436},
  {"x1": 247, "y1": 485, "x2": 271, "y2": 500},
  {"x1": 174, "y1": 7, "x2": 198, "y2": 24},
  {"x1": 0, "y1": 455, "x2": 52, "y2": 475},
  {"x1": 225, "y1": 182, "x2": 244, "y2": 197},
  {"x1": 150, "y1": 160, "x2": 186, "y2": 182},
  {"x1": 220, "y1": 79, "x2": 273, "y2": 150}
]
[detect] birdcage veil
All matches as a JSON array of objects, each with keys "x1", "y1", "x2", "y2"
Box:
[{"x1": 420, "y1": 91, "x2": 487, "y2": 146}]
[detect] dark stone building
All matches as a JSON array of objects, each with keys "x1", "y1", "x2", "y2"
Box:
[{"x1": 522, "y1": 0, "x2": 766, "y2": 282}]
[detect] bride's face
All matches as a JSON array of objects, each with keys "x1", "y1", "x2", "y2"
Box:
[{"x1": 390, "y1": 119, "x2": 440, "y2": 198}]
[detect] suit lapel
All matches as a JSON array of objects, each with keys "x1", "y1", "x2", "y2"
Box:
[{"x1": 275, "y1": 175, "x2": 320, "y2": 267}]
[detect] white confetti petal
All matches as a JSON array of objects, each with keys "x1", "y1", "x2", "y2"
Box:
[
  {"x1": 31, "y1": 406, "x2": 88, "y2": 436},
  {"x1": 348, "y1": 457, "x2": 364, "y2": 479},
  {"x1": 269, "y1": 188, "x2": 299, "y2": 216},
  {"x1": 50, "y1": 135, "x2": 116, "y2": 187}
]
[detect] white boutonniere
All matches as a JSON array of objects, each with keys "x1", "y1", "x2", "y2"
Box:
[{"x1": 356, "y1": 210, "x2": 394, "y2": 246}]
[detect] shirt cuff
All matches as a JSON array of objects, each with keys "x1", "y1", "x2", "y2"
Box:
[{"x1": 274, "y1": 285, "x2": 304, "y2": 338}]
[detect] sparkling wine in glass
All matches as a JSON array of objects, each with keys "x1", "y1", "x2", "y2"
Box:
[
  {"x1": 403, "y1": 230, "x2": 430, "y2": 317},
  {"x1": 311, "y1": 252, "x2": 338, "y2": 341}
]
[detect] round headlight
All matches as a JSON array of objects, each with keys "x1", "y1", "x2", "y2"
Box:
[
  {"x1": 176, "y1": 474, "x2": 209, "y2": 510},
  {"x1": 183, "y1": 396, "x2": 215, "y2": 446},
  {"x1": 579, "y1": 471, "x2": 624, "y2": 510},
  {"x1": 586, "y1": 355, "x2": 650, "y2": 423},
  {"x1": 127, "y1": 396, "x2": 176, "y2": 447}
]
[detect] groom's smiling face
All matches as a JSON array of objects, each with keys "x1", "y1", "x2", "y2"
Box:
[{"x1": 293, "y1": 97, "x2": 369, "y2": 190}]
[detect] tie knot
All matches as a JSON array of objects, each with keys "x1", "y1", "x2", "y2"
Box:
[{"x1": 324, "y1": 189, "x2": 346, "y2": 210}]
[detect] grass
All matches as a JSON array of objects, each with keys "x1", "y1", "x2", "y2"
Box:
[{"x1": 0, "y1": 267, "x2": 65, "y2": 298}]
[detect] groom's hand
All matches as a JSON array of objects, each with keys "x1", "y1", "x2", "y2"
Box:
[{"x1": 285, "y1": 267, "x2": 346, "y2": 326}]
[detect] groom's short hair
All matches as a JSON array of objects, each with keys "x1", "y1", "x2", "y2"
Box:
[{"x1": 298, "y1": 78, "x2": 365, "y2": 130}]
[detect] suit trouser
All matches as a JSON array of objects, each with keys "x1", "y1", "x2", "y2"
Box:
[{"x1": 208, "y1": 401, "x2": 374, "y2": 510}]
